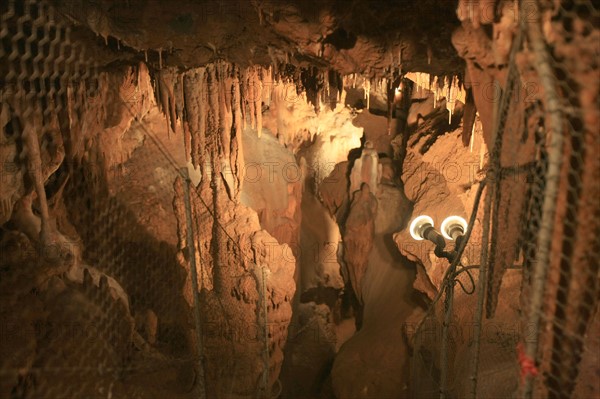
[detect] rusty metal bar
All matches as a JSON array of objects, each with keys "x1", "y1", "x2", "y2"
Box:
[{"x1": 181, "y1": 167, "x2": 207, "y2": 399}]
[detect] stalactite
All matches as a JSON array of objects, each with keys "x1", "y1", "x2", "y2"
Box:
[
  {"x1": 231, "y1": 67, "x2": 244, "y2": 202},
  {"x1": 218, "y1": 62, "x2": 232, "y2": 161},
  {"x1": 398, "y1": 47, "x2": 402, "y2": 66},
  {"x1": 175, "y1": 73, "x2": 185, "y2": 123},
  {"x1": 180, "y1": 61, "x2": 251, "y2": 200},
  {"x1": 433, "y1": 76, "x2": 440, "y2": 108},
  {"x1": 479, "y1": 131, "x2": 486, "y2": 170},
  {"x1": 387, "y1": 79, "x2": 393, "y2": 136},
  {"x1": 183, "y1": 67, "x2": 207, "y2": 170},
  {"x1": 363, "y1": 78, "x2": 370, "y2": 109},
  {"x1": 323, "y1": 70, "x2": 330, "y2": 108},
  {"x1": 268, "y1": 46, "x2": 279, "y2": 76},
  {"x1": 218, "y1": 62, "x2": 236, "y2": 200},
  {"x1": 183, "y1": 119, "x2": 192, "y2": 163},
  {"x1": 158, "y1": 67, "x2": 178, "y2": 133},
  {"x1": 254, "y1": 67, "x2": 263, "y2": 137},
  {"x1": 263, "y1": 66, "x2": 273, "y2": 108},
  {"x1": 246, "y1": 68, "x2": 257, "y2": 134},
  {"x1": 199, "y1": 64, "x2": 220, "y2": 192},
  {"x1": 462, "y1": 88, "x2": 477, "y2": 146},
  {"x1": 445, "y1": 75, "x2": 466, "y2": 124},
  {"x1": 240, "y1": 68, "x2": 248, "y2": 131},
  {"x1": 406, "y1": 72, "x2": 431, "y2": 95},
  {"x1": 469, "y1": 120, "x2": 476, "y2": 152},
  {"x1": 446, "y1": 76, "x2": 454, "y2": 123}
]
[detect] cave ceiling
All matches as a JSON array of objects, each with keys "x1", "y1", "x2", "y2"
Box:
[{"x1": 51, "y1": 0, "x2": 464, "y2": 77}]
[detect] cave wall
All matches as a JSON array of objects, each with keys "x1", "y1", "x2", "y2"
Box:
[{"x1": 2, "y1": 0, "x2": 598, "y2": 398}]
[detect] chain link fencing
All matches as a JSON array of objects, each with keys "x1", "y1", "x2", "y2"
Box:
[
  {"x1": 0, "y1": 0, "x2": 277, "y2": 396},
  {"x1": 408, "y1": 1, "x2": 599, "y2": 398},
  {"x1": 521, "y1": 0, "x2": 599, "y2": 398},
  {"x1": 0, "y1": 0, "x2": 277, "y2": 398}
]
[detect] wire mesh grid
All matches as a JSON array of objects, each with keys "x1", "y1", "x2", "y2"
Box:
[
  {"x1": 521, "y1": 0, "x2": 600, "y2": 398},
  {"x1": 407, "y1": 1, "x2": 599, "y2": 398},
  {"x1": 176, "y1": 174, "x2": 276, "y2": 398},
  {"x1": 0, "y1": 1, "x2": 209, "y2": 397}
]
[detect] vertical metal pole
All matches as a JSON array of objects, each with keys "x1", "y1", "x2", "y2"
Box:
[
  {"x1": 181, "y1": 168, "x2": 207, "y2": 399},
  {"x1": 522, "y1": 0, "x2": 565, "y2": 396},
  {"x1": 262, "y1": 266, "x2": 270, "y2": 398},
  {"x1": 468, "y1": 183, "x2": 494, "y2": 398},
  {"x1": 440, "y1": 270, "x2": 455, "y2": 399}
]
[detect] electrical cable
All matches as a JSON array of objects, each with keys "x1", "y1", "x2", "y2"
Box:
[
  {"x1": 454, "y1": 264, "x2": 476, "y2": 295},
  {"x1": 411, "y1": 178, "x2": 487, "y2": 338}
]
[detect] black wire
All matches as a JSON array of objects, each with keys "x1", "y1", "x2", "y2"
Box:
[
  {"x1": 454, "y1": 264, "x2": 476, "y2": 295},
  {"x1": 451, "y1": 264, "x2": 523, "y2": 295},
  {"x1": 411, "y1": 179, "x2": 488, "y2": 335}
]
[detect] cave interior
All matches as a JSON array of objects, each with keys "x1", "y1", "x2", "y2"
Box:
[{"x1": 0, "y1": 0, "x2": 599, "y2": 398}]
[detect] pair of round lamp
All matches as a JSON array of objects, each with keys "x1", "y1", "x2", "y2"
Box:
[{"x1": 409, "y1": 215, "x2": 468, "y2": 242}]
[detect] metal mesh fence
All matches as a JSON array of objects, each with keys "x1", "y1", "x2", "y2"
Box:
[
  {"x1": 1, "y1": 0, "x2": 598, "y2": 398},
  {"x1": 409, "y1": 1, "x2": 599, "y2": 398},
  {"x1": 1, "y1": 1, "x2": 212, "y2": 397},
  {"x1": 177, "y1": 180, "x2": 274, "y2": 399},
  {"x1": 521, "y1": 0, "x2": 600, "y2": 398}
]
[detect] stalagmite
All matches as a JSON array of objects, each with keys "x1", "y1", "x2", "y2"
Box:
[
  {"x1": 349, "y1": 141, "x2": 381, "y2": 196},
  {"x1": 343, "y1": 183, "x2": 378, "y2": 304}
]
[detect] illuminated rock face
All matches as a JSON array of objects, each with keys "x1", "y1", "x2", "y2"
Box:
[
  {"x1": 3, "y1": 1, "x2": 597, "y2": 398},
  {"x1": 349, "y1": 141, "x2": 381, "y2": 197},
  {"x1": 174, "y1": 180, "x2": 296, "y2": 397},
  {"x1": 343, "y1": 184, "x2": 378, "y2": 304}
]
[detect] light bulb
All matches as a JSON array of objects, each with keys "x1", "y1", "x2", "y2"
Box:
[
  {"x1": 409, "y1": 215, "x2": 435, "y2": 241},
  {"x1": 441, "y1": 215, "x2": 468, "y2": 240}
]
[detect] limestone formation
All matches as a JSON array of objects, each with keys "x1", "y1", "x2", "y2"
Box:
[
  {"x1": 349, "y1": 141, "x2": 382, "y2": 196},
  {"x1": 343, "y1": 183, "x2": 378, "y2": 304},
  {"x1": 1, "y1": 1, "x2": 597, "y2": 398}
]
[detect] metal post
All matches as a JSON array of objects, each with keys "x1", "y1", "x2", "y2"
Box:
[
  {"x1": 181, "y1": 167, "x2": 207, "y2": 399},
  {"x1": 262, "y1": 266, "x2": 270, "y2": 399},
  {"x1": 468, "y1": 182, "x2": 494, "y2": 398},
  {"x1": 440, "y1": 268, "x2": 456, "y2": 399},
  {"x1": 522, "y1": 0, "x2": 565, "y2": 396}
]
